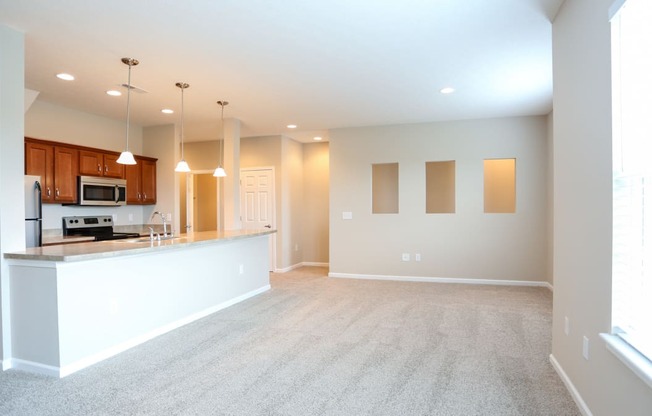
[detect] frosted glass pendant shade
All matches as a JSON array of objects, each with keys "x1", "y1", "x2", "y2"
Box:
[
  {"x1": 117, "y1": 151, "x2": 137, "y2": 165},
  {"x1": 175, "y1": 159, "x2": 190, "y2": 172},
  {"x1": 213, "y1": 166, "x2": 226, "y2": 177}
]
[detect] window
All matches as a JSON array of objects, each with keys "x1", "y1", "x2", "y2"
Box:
[{"x1": 609, "y1": 0, "x2": 652, "y2": 375}]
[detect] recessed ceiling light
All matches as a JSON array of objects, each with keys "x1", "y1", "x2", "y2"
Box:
[
  {"x1": 56, "y1": 73, "x2": 75, "y2": 81},
  {"x1": 287, "y1": 124, "x2": 297, "y2": 129},
  {"x1": 440, "y1": 87, "x2": 455, "y2": 94},
  {"x1": 313, "y1": 136, "x2": 323, "y2": 141},
  {"x1": 161, "y1": 109, "x2": 174, "y2": 114},
  {"x1": 106, "y1": 90, "x2": 122, "y2": 96}
]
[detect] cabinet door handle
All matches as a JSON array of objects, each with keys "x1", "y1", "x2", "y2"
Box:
[
  {"x1": 143, "y1": 193, "x2": 147, "y2": 200},
  {"x1": 105, "y1": 165, "x2": 108, "y2": 173},
  {"x1": 138, "y1": 192, "x2": 141, "y2": 200},
  {"x1": 98, "y1": 164, "x2": 101, "y2": 173},
  {"x1": 55, "y1": 188, "x2": 60, "y2": 198},
  {"x1": 47, "y1": 187, "x2": 51, "y2": 197}
]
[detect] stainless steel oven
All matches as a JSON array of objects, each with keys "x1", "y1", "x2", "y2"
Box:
[{"x1": 77, "y1": 176, "x2": 127, "y2": 206}]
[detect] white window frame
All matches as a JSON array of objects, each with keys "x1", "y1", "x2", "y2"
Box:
[{"x1": 602, "y1": 0, "x2": 652, "y2": 390}]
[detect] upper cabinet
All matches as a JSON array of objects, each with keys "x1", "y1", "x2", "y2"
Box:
[
  {"x1": 125, "y1": 156, "x2": 157, "y2": 205},
  {"x1": 25, "y1": 137, "x2": 157, "y2": 205},
  {"x1": 79, "y1": 150, "x2": 125, "y2": 178},
  {"x1": 25, "y1": 139, "x2": 79, "y2": 204}
]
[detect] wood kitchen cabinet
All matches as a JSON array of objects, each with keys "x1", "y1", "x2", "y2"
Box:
[
  {"x1": 26, "y1": 137, "x2": 156, "y2": 205},
  {"x1": 25, "y1": 139, "x2": 79, "y2": 203},
  {"x1": 125, "y1": 156, "x2": 157, "y2": 204},
  {"x1": 79, "y1": 150, "x2": 124, "y2": 178}
]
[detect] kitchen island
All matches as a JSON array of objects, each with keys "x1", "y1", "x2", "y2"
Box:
[{"x1": 4, "y1": 229, "x2": 274, "y2": 377}]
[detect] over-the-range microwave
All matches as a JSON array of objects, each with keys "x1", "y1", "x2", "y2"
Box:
[{"x1": 72, "y1": 176, "x2": 127, "y2": 206}]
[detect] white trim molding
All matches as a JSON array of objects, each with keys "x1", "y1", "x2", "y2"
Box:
[
  {"x1": 600, "y1": 333, "x2": 652, "y2": 390},
  {"x1": 275, "y1": 262, "x2": 329, "y2": 273},
  {"x1": 549, "y1": 354, "x2": 593, "y2": 416},
  {"x1": 329, "y1": 272, "x2": 552, "y2": 289}
]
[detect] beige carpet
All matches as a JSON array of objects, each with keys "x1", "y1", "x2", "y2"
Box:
[{"x1": 0, "y1": 267, "x2": 579, "y2": 415}]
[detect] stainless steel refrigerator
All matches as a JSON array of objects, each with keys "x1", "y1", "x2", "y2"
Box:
[{"x1": 25, "y1": 175, "x2": 42, "y2": 248}]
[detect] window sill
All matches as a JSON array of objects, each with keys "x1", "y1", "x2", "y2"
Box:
[{"x1": 600, "y1": 333, "x2": 652, "y2": 390}]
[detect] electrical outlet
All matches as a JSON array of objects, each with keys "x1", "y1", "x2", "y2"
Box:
[
  {"x1": 564, "y1": 316, "x2": 569, "y2": 335},
  {"x1": 415, "y1": 253, "x2": 421, "y2": 262},
  {"x1": 583, "y1": 336, "x2": 589, "y2": 360},
  {"x1": 166, "y1": 213, "x2": 172, "y2": 222},
  {"x1": 402, "y1": 253, "x2": 410, "y2": 261},
  {"x1": 128, "y1": 213, "x2": 134, "y2": 222},
  {"x1": 342, "y1": 212, "x2": 353, "y2": 220},
  {"x1": 112, "y1": 214, "x2": 118, "y2": 222},
  {"x1": 294, "y1": 244, "x2": 299, "y2": 252}
]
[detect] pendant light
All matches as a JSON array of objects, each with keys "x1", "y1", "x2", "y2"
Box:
[
  {"x1": 213, "y1": 100, "x2": 228, "y2": 177},
  {"x1": 116, "y1": 58, "x2": 138, "y2": 165},
  {"x1": 175, "y1": 82, "x2": 191, "y2": 172}
]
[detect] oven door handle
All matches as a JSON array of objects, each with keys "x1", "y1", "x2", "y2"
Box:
[{"x1": 115, "y1": 185, "x2": 120, "y2": 204}]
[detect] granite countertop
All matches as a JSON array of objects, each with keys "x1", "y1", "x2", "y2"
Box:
[
  {"x1": 5, "y1": 229, "x2": 275, "y2": 262},
  {"x1": 42, "y1": 235, "x2": 95, "y2": 246}
]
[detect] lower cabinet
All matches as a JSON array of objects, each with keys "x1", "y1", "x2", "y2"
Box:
[{"x1": 126, "y1": 156, "x2": 157, "y2": 204}]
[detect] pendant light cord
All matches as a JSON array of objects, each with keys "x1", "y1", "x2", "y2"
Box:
[
  {"x1": 125, "y1": 62, "x2": 132, "y2": 150},
  {"x1": 180, "y1": 86, "x2": 185, "y2": 160},
  {"x1": 220, "y1": 103, "x2": 224, "y2": 167}
]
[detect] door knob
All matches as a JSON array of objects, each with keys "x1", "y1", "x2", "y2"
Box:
[{"x1": 264, "y1": 224, "x2": 272, "y2": 228}]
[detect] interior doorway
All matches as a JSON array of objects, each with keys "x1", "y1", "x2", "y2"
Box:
[{"x1": 180, "y1": 171, "x2": 219, "y2": 234}]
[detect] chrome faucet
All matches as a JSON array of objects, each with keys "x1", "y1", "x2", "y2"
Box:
[
  {"x1": 151, "y1": 211, "x2": 169, "y2": 237},
  {"x1": 148, "y1": 226, "x2": 160, "y2": 242}
]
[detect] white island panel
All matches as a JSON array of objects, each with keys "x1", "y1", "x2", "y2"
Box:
[{"x1": 8, "y1": 233, "x2": 271, "y2": 377}]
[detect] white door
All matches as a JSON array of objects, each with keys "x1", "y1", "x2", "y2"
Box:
[{"x1": 241, "y1": 168, "x2": 276, "y2": 271}]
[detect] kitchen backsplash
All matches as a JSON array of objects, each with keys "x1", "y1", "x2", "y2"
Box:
[{"x1": 41, "y1": 204, "x2": 146, "y2": 230}]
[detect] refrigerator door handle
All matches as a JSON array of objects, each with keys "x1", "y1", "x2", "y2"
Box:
[{"x1": 35, "y1": 180, "x2": 42, "y2": 219}]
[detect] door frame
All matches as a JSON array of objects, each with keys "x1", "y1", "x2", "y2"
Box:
[
  {"x1": 183, "y1": 170, "x2": 217, "y2": 234},
  {"x1": 240, "y1": 166, "x2": 277, "y2": 272}
]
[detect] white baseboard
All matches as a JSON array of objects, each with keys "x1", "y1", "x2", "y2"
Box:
[
  {"x1": 10, "y1": 359, "x2": 60, "y2": 378},
  {"x1": 329, "y1": 272, "x2": 552, "y2": 289},
  {"x1": 275, "y1": 262, "x2": 329, "y2": 273},
  {"x1": 7, "y1": 285, "x2": 271, "y2": 378},
  {"x1": 2, "y1": 358, "x2": 11, "y2": 371},
  {"x1": 549, "y1": 354, "x2": 593, "y2": 416},
  {"x1": 302, "y1": 262, "x2": 329, "y2": 268}
]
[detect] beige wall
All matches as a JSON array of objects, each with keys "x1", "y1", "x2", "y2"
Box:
[
  {"x1": 26, "y1": 100, "x2": 143, "y2": 154},
  {"x1": 239, "y1": 136, "x2": 329, "y2": 270},
  {"x1": 551, "y1": 0, "x2": 652, "y2": 414},
  {"x1": 184, "y1": 141, "x2": 221, "y2": 171},
  {"x1": 329, "y1": 116, "x2": 548, "y2": 281},
  {"x1": 302, "y1": 142, "x2": 329, "y2": 264},
  {"x1": 281, "y1": 137, "x2": 303, "y2": 268}
]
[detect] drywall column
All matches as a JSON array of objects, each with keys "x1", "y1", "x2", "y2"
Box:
[
  {"x1": 223, "y1": 118, "x2": 241, "y2": 230},
  {"x1": 143, "y1": 124, "x2": 178, "y2": 233},
  {"x1": 0, "y1": 25, "x2": 25, "y2": 368}
]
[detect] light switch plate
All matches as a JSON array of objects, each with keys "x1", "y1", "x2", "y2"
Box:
[{"x1": 342, "y1": 212, "x2": 353, "y2": 220}]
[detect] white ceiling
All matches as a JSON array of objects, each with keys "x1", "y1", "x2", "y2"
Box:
[{"x1": 0, "y1": 0, "x2": 564, "y2": 143}]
